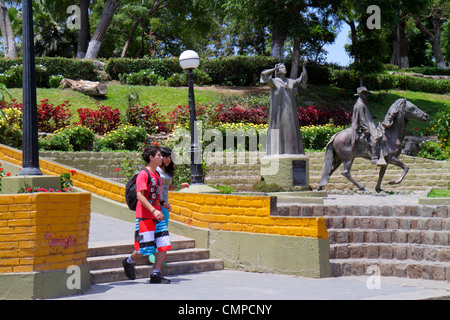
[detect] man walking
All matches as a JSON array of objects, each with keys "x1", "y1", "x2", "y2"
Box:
[{"x1": 122, "y1": 145, "x2": 172, "y2": 284}]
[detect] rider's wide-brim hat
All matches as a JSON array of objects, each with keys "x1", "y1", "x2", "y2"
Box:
[{"x1": 354, "y1": 86, "x2": 375, "y2": 96}]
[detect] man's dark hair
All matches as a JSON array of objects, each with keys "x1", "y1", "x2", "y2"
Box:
[{"x1": 142, "y1": 146, "x2": 160, "y2": 163}]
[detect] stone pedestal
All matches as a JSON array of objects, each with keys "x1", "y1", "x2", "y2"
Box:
[
  {"x1": 1, "y1": 175, "x2": 61, "y2": 194},
  {"x1": 260, "y1": 154, "x2": 310, "y2": 190}
]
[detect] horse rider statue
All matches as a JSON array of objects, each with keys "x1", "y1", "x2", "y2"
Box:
[{"x1": 351, "y1": 86, "x2": 387, "y2": 166}]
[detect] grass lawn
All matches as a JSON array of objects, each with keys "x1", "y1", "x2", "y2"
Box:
[{"x1": 7, "y1": 83, "x2": 449, "y2": 134}]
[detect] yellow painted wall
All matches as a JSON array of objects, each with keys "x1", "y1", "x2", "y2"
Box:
[
  {"x1": 169, "y1": 193, "x2": 328, "y2": 239},
  {"x1": 0, "y1": 193, "x2": 91, "y2": 273}
]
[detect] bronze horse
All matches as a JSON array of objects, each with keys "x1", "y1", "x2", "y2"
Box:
[{"x1": 318, "y1": 99, "x2": 429, "y2": 192}]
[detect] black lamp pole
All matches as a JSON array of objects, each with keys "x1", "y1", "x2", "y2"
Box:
[
  {"x1": 19, "y1": 0, "x2": 42, "y2": 176},
  {"x1": 187, "y1": 69, "x2": 203, "y2": 184}
]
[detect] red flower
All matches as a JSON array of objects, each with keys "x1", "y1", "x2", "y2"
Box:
[
  {"x1": 115, "y1": 168, "x2": 120, "y2": 172},
  {"x1": 414, "y1": 127, "x2": 418, "y2": 130},
  {"x1": 153, "y1": 141, "x2": 159, "y2": 146},
  {"x1": 6, "y1": 172, "x2": 11, "y2": 177},
  {"x1": 70, "y1": 170, "x2": 77, "y2": 175}
]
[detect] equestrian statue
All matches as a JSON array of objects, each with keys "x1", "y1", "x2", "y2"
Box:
[{"x1": 318, "y1": 87, "x2": 429, "y2": 192}]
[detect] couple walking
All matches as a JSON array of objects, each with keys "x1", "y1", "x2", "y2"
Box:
[{"x1": 122, "y1": 145, "x2": 189, "y2": 283}]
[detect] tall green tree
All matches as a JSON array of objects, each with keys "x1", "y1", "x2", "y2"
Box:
[{"x1": 414, "y1": 0, "x2": 449, "y2": 68}]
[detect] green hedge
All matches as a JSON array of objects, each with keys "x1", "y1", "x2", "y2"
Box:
[
  {"x1": 0, "y1": 57, "x2": 98, "y2": 87},
  {"x1": 104, "y1": 58, "x2": 183, "y2": 80},
  {"x1": 331, "y1": 70, "x2": 450, "y2": 94}
]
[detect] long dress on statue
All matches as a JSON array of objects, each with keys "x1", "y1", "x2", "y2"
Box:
[{"x1": 260, "y1": 72, "x2": 308, "y2": 156}]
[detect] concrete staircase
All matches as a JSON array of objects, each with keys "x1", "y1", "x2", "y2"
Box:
[
  {"x1": 325, "y1": 207, "x2": 449, "y2": 281},
  {"x1": 88, "y1": 237, "x2": 224, "y2": 284}
]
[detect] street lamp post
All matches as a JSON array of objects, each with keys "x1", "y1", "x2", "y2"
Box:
[
  {"x1": 19, "y1": 0, "x2": 42, "y2": 176},
  {"x1": 179, "y1": 50, "x2": 203, "y2": 185}
]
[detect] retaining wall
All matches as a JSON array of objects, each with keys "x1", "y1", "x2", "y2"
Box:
[
  {"x1": 169, "y1": 192, "x2": 331, "y2": 278},
  {"x1": 39, "y1": 150, "x2": 450, "y2": 192},
  {"x1": 0, "y1": 192, "x2": 91, "y2": 299}
]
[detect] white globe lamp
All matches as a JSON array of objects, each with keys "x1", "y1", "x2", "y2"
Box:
[{"x1": 179, "y1": 50, "x2": 200, "y2": 70}]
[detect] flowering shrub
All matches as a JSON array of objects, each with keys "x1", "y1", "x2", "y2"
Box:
[
  {"x1": 426, "y1": 109, "x2": 450, "y2": 148},
  {"x1": 0, "y1": 107, "x2": 22, "y2": 148},
  {"x1": 37, "y1": 99, "x2": 72, "y2": 133},
  {"x1": 215, "y1": 104, "x2": 268, "y2": 125},
  {"x1": 167, "y1": 104, "x2": 212, "y2": 131},
  {"x1": 0, "y1": 164, "x2": 12, "y2": 193},
  {"x1": 417, "y1": 140, "x2": 450, "y2": 161},
  {"x1": 298, "y1": 105, "x2": 351, "y2": 127},
  {"x1": 301, "y1": 123, "x2": 344, "y2": 150},
  {"x1": 93, "y1": 125, "x2": 148, "y2": 151},
  {"x1": 126, "y1": 103, "x2": 168, "y2": 134},
  {"x1": 77, "y1": 102, "x2": 121, "y2": 135}
]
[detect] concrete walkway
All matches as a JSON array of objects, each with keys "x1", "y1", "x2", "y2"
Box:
[{"x1": 53, "y1": 212, "x2": 449, "y2": 300}]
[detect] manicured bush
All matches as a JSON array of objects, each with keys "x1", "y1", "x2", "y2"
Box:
[
  {"x1": 77, "y1": 103, "x2": 121, "y2": 135},
  {"x1": 0, "y1": 57, "x2": 99, "y2": 86},
  {"x1": 105, "y1": 58, "x2": 182, "y2": 80},
  {"x1": 53, "y1": 125, "x2": 96, "y2": 151},
  {"x1": 93, "y1": 125, "x2": 148, "y2": 151},
  {"x1": 166, "y1": 69, "x2": 212, "y2": 87},
  {"x1": 49, "y1": 75, "x2": 64, "y2": 88},
  {"x1": 0, "y1": 64, "x2": 49, "y2": 88},
  {"x1": 331, "y1": 69, "x2": 450, "y2": 94},
  {"x1": 119, "y1": 69, "x2": 161, "y2": 86},
  {"x1": 201, "y1": 55, "x2": 277, "y2": 86}
]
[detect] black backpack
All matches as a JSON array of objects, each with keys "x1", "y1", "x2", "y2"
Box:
[{"x1": 125, "y1": 168, "x2": 151, "y2": 211}]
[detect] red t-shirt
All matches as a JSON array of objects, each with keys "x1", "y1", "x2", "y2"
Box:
[{"x1": 135, "y1": 168, "x2": 161, "y2": 219}]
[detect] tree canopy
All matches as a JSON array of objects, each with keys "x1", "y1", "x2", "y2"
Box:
[{"x1": 0, "y1": 0, "x2": 448, "y2": 70}]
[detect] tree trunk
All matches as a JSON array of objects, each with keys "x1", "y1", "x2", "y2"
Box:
[
  {"x1": 85, "y1": 0, "x2": 121, "y2": 59},
  {"x1": 398, "y1": 19, "x2": 410, "y2": 69},
  {"x1": 120, "y1": 17, "x2": 143, "y2": 58},
  {"x1": 348, "y1": 20, "x2": 359, "y2": 65},
  {"x1": 61, "y1": 79, "x2": 108, "y2": 96},
  {"x1": 271, "y1": 25, "x2": 285, "y2": 60},
  {"x1": 76, "y1": 0, "x2": 90, "y2": 58},
  {"x1": 415, "y1": 18, "x2": 448, "y2": 69},
  {"x1": 290, "y1": 35, "x2": 301, "y2": 79},
  {"x1": 0, "y1": 0, "x2": 18, "y2": 58}
]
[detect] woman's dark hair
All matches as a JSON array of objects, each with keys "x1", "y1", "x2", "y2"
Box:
[
  {"x1": 160, "y1": 147, "x2": 175, "y2": 177},
  {"x1": 142, "y1": 146, "x2": 160, "y2": 164}
]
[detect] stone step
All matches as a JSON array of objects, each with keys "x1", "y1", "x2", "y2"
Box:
[
  {"x1": 326, "y1": 216, "x2": 448, "y2": 231},
  {"x1": 330, "y1": 258, "x2": 449, "y2": 281},
  {"x1": 88, "y1": 237, "x2": 224, "y2": 284},
  {"x1": 330, "y1": 243, "x2": 449, "y2": 262},
  {"x1": 87, "y1": 239, "x2": 195, "y2": 258},
  {"x1": 88, "y1": 248, "x2": 211, "y2": 271},
  {"x1": 90, "y1": 259, "x2": 225, "y2": 284},
  {"x1": 327, "y1": 228, "x2": 449, "y2": 246}
]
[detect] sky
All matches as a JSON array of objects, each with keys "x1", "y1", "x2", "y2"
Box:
[{"x1": 324, "y1": 24, "x2": 353, "y2": 67}]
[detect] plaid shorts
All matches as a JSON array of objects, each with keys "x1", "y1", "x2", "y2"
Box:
[{"x1": 134, "y1": 218, "x2": 171, "y2": 256}]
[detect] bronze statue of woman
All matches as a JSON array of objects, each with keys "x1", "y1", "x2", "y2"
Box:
[{"x1": 260, "y1": 60, "x2": 308, "y2": 156}]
